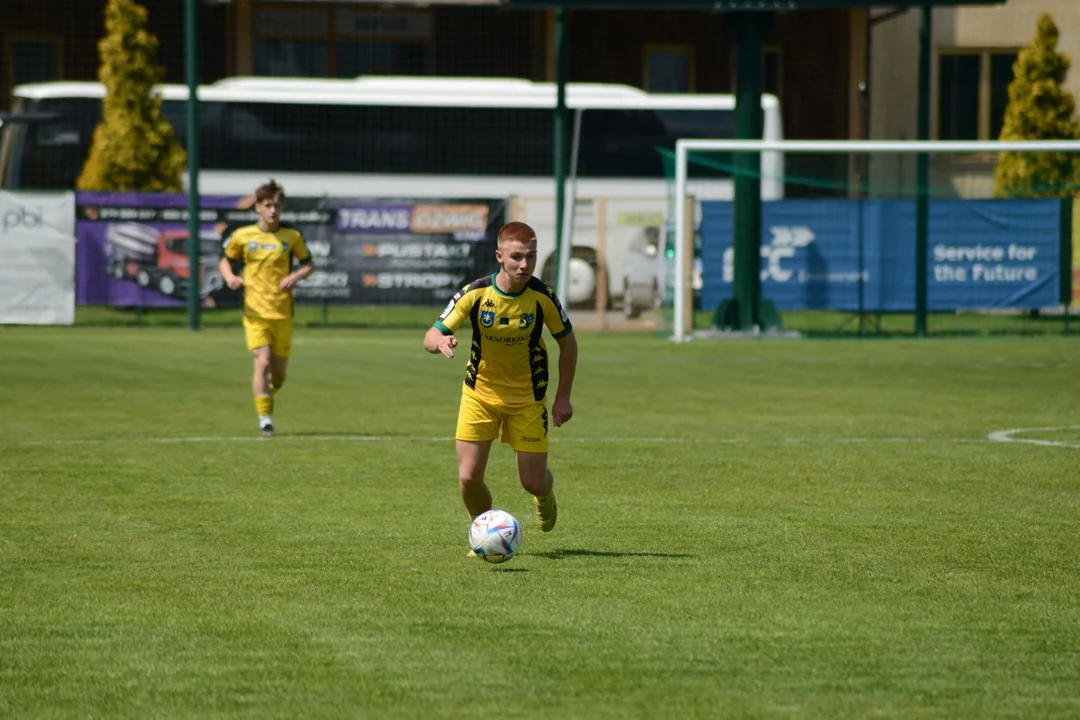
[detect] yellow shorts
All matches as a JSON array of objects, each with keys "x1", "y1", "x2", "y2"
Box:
[
  {"x1": 456, "y1": 391, "x2": 549, "y2": 453},
  {"x1": 243, "y1": 316, "x2": 293, "y2": 357}
]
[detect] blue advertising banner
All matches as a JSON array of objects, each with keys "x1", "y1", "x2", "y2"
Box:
[
  {"x1": 76, "y1": 193, "x2": 505, "y2": 307},
  {"x1": 700, "y1": 198, "x2": 1061, "y2": 311}
]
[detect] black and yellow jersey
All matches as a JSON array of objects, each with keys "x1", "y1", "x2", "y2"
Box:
[
  {"x1": 223, "y1": 224, "x2": 312, "y2": 320},
  {"x1": 434, "y1": 274, "x2": 573, "y2": 405}
]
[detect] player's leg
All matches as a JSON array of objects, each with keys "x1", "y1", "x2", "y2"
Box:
[
  {"x1": 269, "y1": 354, "x2": 287, "y2": 393},
  {"x1": 243, "y1": 317, "x2": 275, "y2": 436},
  {"x1": 455, "y1": 392, "x2": 501, "y2": 518},
  {"x1": 268, "y1": 319, "x2": 292, "y2": 394},
  {"x1": 516, "y1": 451, "x2": 557, "y2": 532},
  {"x1": 251, "y1": 345, "x2": 274, "y2": 435},
  {"x1": 457, "y1": 440, "x2": 494, "y2": 518},
  {"x1": 506, "y1": 403, "x2": 557, "y2": 532}
]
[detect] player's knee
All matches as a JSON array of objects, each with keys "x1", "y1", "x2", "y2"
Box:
[
  {"x1": 519, "y1": 470, "x2": 548, "y2": 496},
  {"x1": 459, "y1": 469, "x2": 485, "y2": 488}
]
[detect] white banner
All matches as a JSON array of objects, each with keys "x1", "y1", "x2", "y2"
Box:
[{"x1": 0, "y1": 191, "x2": 76, "y2": 325}]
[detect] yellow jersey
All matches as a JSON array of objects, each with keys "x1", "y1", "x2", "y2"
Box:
[
  {"x1": 434, "y1": 274, "x2": 573, "y2": 405},
  {"x1": 223, "y1": 224, "x2": 312, "y2": 320}
]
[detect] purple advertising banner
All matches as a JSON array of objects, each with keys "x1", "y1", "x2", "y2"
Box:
[
  {"x1": 77, "y1": 192, "x2": 250, "y2": 307},
  {"x1": 76, "y1": 193, "x2": 506, "y2": 307}
]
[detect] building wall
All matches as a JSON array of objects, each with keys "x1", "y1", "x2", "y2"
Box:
[
  {"x1": 0, "y1": 0, "x2": 228, "y2": 111},
  {"x1": 869, "y1": 0, "x2": 1080, "y2": 197},
  {"x1": 870, "y1": 0, "x2": 1080, "y2": 142},
  {"x1": 3, "y1": 1, "x2": 859, "y2": 145},
  {"x1": 564, "y1": 9, "x2": 856, "y2": 142}
]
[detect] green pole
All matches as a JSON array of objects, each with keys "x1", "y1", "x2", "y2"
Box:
[
  {"x1": 1059, "y1": 197, "x2": 1073, "y2": 304},
  {"x1": 728, "y1": 12, "x2": 771, "y2": 331},
  {"x1": 1061, "y1": 197, "x2": 1073, "y2": 337},
  {"x1": 185, "y1": 0, "x2": 201, "y2": 331},
  {"x1": 553, "y1": 6, "x2": 568, "y2": 297},
  {"x1": 914, "y1": 5, "x2": 931, "y2": 337}
]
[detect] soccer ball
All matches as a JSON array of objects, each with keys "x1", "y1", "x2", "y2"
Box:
[{"x1": 469, "y1": 510, "x2": 522, "y2": 564}]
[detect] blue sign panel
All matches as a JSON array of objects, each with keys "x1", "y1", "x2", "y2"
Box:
[{"x1": 700, "y1": 198, "x2": 1061, "y2": 311}]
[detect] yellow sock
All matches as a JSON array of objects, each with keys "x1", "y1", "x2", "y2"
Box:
[{"x1": 255, "y1": 394, "x2": 273, "y2": 416}]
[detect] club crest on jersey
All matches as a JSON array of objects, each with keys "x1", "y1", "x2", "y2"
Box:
[
  {"x1": 519, "y1": 313, "x2": 534, "y2": 329},
  {"x1": 480, "y1": 310, "x2": 496, "y2": 327},
  {"x1": 248, "y1": 241, "x2": 258, "y2": 251}
]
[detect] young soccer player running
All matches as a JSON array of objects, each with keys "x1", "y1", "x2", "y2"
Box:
[
  {"x1": 424, "y1": 221, "x2": 578, "y2": 538},
  {"x1": 219, "y1": 180, "x2": 315, "y2": 436}
]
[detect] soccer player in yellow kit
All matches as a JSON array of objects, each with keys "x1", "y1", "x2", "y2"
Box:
[
  {"x1": 219, "y1": 181, "x2": 315, "y2": 436},
  {"x1": 424, "y1": 221, "x2": 578, "y2": 535}
]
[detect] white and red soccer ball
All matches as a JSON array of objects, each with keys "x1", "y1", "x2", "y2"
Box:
[{"x1": 469, "y1": 510, "x2": 522, "y2": 564}]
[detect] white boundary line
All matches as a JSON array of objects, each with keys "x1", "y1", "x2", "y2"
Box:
[
  {"x1": 986, "y1": 426, "x2": 1080, "y2": 449},
  {"x1": 8, "y1": 432, "x2": 1073, "y2": 447}
]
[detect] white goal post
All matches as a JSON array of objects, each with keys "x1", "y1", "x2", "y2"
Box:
[{"x1": 671, "y1": 138, "x2": 1080, "y2": 343}]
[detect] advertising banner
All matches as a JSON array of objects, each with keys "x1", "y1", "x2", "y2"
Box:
[
  {"x1": 700, "y1": 198, "x2": 1062, "y2": 312},
  {"x1": 0, "y1": 191, "x2": 76, "y2": 324},
  {"x1": 76, "y1": 193, "x2": 505, "y2": 307}
]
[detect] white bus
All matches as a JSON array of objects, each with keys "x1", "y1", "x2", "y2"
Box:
[{"x1": 0, "y1": 76, "x2": 783, "y2": 307}]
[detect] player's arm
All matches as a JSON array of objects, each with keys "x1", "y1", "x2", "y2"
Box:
[
  {"x1": 552, "y1": 330, "x2": 577, "y2": 427},
  {"x1": 219, "y1": 233, "x2": 244, "y2": 290},
  {"x1": 425, "y1": 285, "x2": 472, "y2": 358},
  {"x1": 280, "y1": 256, "x2": 314, "y2": 291},
  {"x1": 280, "y1": 234, "x2": 315, "y2": 291},
  {"x1": 424, "y1": 326, "x2": 458, "y2": 358}
]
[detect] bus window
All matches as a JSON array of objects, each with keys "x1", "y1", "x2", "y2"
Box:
[
  {"x1": 16, "y1": 98, "x2": 98, "y2": 189},
  {"x1": 578, "y1": 108, "x2": 734, "y2": 178}
]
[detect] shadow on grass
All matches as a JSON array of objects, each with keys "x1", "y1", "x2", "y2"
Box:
[{"x1": 534, "y1": 549, "x2": 692, "y2": 560}]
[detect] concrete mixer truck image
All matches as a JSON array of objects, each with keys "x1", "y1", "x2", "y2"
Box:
[{"x1": 105, "y1": 223, "x2": 224, "y2": 300}]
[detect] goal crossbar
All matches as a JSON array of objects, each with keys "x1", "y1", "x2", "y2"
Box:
[{"x1": 671, "y1": 139, "x2": 1080, "y2": 342}]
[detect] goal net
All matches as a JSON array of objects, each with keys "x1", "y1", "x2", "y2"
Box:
[{"x1": 662, "y1": 139, "x2": 1080, "y2": 339}]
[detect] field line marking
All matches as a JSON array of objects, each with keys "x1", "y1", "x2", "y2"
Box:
[
  {"x1": 13, "y1": 435, "x2": 1004, "y2": 447},
  {"x1": 986, "y1": 426, "x2": 1080, "y2": 449}
]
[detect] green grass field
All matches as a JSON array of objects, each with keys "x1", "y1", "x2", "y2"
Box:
[{"x1": 1, "y1": 327, "x2": 1078, "y2": 719}]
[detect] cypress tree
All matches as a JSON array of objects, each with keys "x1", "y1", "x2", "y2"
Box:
[
  {"x1": 994, "y1": 13, "x2": 1080, "y2": 198},
  {"x1": 76, "y1": 0, "x2": 186, "y2": 192}
]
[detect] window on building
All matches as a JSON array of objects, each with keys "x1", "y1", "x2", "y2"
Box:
[
  {"x1": 7, "y1": 37, "x2": 62, "y2": 87},
  {"x1": 645, "y1": 45, "x2": 694, "y2": 93},
  {"x1": 937, "y1": 49, "x2": 1018, "y2": 140},
  {"x1": 252, "y1": 4, "x2": 433, "y2": 78}
]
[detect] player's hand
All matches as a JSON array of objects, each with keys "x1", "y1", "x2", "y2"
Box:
[
  {"x1": 438, "y1": 335, "x2": 458, "y2": 359},
  {"x1": 279, "y1": 274, "x2": 298, "y2": 291},
  {"x1": 552, "y1": 395, "x2": 573, "y2": 427},
  {"x1": 225, "y1": 275, "x2": 244, "y2": 291}
]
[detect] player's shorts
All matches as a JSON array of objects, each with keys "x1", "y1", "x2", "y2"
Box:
[
  {"x1": 243, "y1": 316, "x2": 293, "y2": 357},
  {"x1": 456, "y1": 391, "x2": 549, "y2": 453}
]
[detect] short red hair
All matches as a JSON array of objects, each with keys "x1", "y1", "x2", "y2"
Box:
[{"x1": 498, "y1": 221, "x2": 537, "y2": 249}]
